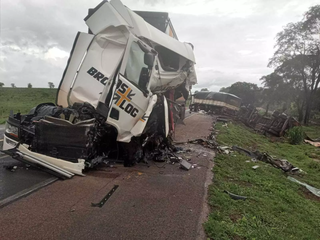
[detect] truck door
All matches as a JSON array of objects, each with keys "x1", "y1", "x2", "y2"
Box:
[{"x1": 104, "y1": 35, "x2": 157, "y2": 142}]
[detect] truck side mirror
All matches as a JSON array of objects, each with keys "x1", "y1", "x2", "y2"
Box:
[{"x1": 144, "y1": 53, "x2": 155, "y2": 69}]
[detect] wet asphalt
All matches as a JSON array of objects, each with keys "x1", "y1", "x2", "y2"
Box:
[{"x1": 0, "y1": 124, "x2": 53, "y2": 202}]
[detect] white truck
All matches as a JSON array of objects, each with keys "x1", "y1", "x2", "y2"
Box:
[{"x1": 2, "y1": 0, "x2": 197, "y2": 179}]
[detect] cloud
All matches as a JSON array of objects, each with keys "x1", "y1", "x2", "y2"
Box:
[{"x1": 0, "y1": 0, "x2": 319, "y2": 90}]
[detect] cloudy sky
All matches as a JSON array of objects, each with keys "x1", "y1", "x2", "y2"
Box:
[{"x1": 1, "y1": 0, "x2": 319, "y2": 91}]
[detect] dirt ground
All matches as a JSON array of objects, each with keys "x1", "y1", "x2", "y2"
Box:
[{"x1": 0, "y1": 113, "x2": 215, "y2": 240}]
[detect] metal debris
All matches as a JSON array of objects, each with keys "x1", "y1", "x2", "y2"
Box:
[
  {"x1": 180, "y1": 160, "x2": 192, "y2": 170},
  {"x1": 91, "y1": 185, "x2": 119, "y2": 208},
  {"x1": 4, "y1": 165, "x2": 18, "y2": 172},
  {"x1": 256, "y1": 152, "x2": 296, "y2": 173},
  {"x1": 232, "y1": 146, "x2": 301, "y2": 173},
  {"x1": 237, "y1": 106, "x2": 299, "y2": 137},
  {"x1": 224, "y1": 190, "x2": 247, "y2": 200},
  {"x1": 188, "y1": 138, "x2": 218, "y2": 149},
  {"x1": 231, "y1": 146, "x2": 256, "y2": 158}
]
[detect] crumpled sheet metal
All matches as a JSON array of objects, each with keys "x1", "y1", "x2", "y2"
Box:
[
  {"x1": 257, "y1": 152, "x2": 294, "y2": 172},
  {"x1": 288, "y1": 176, "x2": 320, "y2": 197}
]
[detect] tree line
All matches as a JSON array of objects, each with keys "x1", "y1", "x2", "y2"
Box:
[
  {"x1": 220, "y1": 5, "x2": 320, "y2": 125},
  {"x1": 0, "y1": 82, "x2": 55, "y2": 89}
]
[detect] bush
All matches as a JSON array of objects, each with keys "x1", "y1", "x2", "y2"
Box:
[{"x1": 287, "y1": 126, "x2": 305, "y2": 145}]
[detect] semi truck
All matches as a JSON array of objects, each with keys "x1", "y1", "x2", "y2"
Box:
[
  {"x1": 189, "y1": 91, "x2": 241, "y2": 115},
  {"x1": 1, "y1": 0, "x2": 197, "y2": 179}
]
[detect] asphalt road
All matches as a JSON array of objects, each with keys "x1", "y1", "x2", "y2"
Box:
[
  {"x1": 0, "y1": 113, "x2": 215, "y2": 240},
  {"x1": 0, "y1": 124, "x2": 54, "y2": 204},
  {"x1": 0, "y1": 110, "x2": 195, "y2": 206}
]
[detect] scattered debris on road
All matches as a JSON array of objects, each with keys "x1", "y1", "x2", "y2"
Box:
[
  {"x1": 91, "y1": 185, "x2": 119, "y2": 208},
  {"x1": 180, "y1": 160, "x2": 192, "y2": 170},
  {"x1": 4, "y1": 165, "x2": 18, "y2": 172},
  {"x1": 188, "y1": 138, "x2": 218, "y2": 149}
]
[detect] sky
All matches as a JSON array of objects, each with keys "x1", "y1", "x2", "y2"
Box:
[{"x1": 1, "y1": 0, "x2": 319, "y2": 92}]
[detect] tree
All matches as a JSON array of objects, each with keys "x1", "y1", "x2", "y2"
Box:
[
  {"x1": 201, "y1": 88, "x2": 209, "y2": 91},
  {"x1": 0, "y1": 82, "x2": 4, "y2": 87},
  {"x1": 260, "y1": 72, "x2": 293, "y2": 116},
  {"x1": 224, "y1": 82, "x2": 260, "y2": 106},
  {"x1": 11, "y1": 83, "x2": 16, "y2": 88},
  {"x1": 27, "y1": 83, "x2": 32, "y2": 88},
  {"x1": 48, "y1": 82, "x2": 55, "y2": 89},
  {"x1": 268, "y1": 5, "x2": 320, "y2": 124},
  {"x1": 219, "y1": 87, "x2": 230, "y2": 93}
]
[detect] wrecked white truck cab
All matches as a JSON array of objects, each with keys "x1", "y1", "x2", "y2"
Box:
[{"x1": 2, "y1": 0, "x2": 197, "y2": 179}]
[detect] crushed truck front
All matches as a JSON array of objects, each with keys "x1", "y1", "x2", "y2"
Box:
[{"x1": 2, "y1": 0, "x2": 197, "y2": 178}]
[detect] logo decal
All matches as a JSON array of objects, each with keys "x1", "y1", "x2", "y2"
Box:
[
  {"x1": 113, "y1": 80, "x2": 139, "y2": 118},
  {"x1": 139, "y1": 114, "x2": 149, "y2": 122},
  {"x1": 87, "y1": 67, "x2": 108, "y2": 85}
]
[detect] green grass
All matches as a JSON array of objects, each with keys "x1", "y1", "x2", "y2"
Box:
[
  {"x1": 205, "y1": 122, "x2": 320, "y2": 240},
  {"x1": 0, "y1": 88, "x2": 57, "y2": 123},
  {"x1": 303, "y1": 125, "x2": 320, "y2": 140}
]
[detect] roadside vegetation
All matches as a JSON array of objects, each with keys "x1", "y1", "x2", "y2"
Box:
[
  {"x1": 0, "y1": 88, "x2": 57, "y2": 124},
  {"x1": 220, "y1": 5, "x2": 320, "y2": 126},
  {"x1": 205, "y1": 121, "x2": 320, "y2": 240}
]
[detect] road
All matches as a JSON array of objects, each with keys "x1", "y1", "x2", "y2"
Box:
[
  {"x1": 0, "y1": 124, "x2": 55, "y2": 205},
  {"x1": 0, "y1": 109, "x2": 195, "y2": 206},
  {"x1": 0, "y1": 112, "x2": 215, "y2": 240}
]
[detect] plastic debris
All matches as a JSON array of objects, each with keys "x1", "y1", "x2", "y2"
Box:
[
  {"x1": 304, "y1": 139, "x2": 320, "y2": 147},
  {"x1": 288, "y1": 176, "x2": 320, "y2": 197},
  {"x1": 217, "y1": 146, "x2": 232, "y2": 154},
  {"x1": 252, "y1": 165, "x2": 259, "y2": 170}
]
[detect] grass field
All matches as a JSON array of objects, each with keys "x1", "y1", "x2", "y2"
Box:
[
  {"x1": 205, "y1": 122, "x2": 320, "y2": 240},
  {"x1": 0, "y1": 88, "x2": 57, "y2": 123}
]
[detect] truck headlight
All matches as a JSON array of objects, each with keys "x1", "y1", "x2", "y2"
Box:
[{"x1": 5, "y1": 122, "x2": 19, "y2": 138}]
